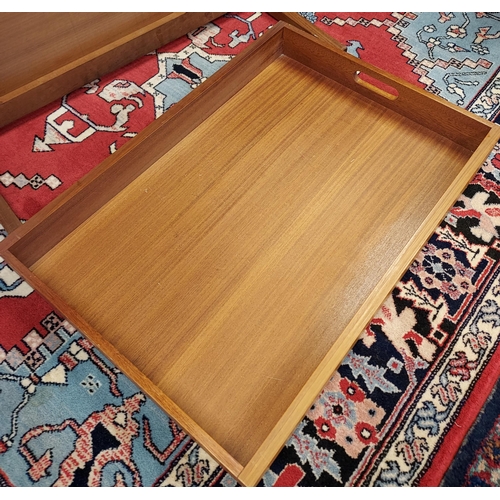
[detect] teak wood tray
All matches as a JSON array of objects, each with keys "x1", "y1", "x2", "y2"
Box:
[
  {"x1": 0, "y1": 12, "x2": 343, "y2": 130},
  {"x1": 1, "y1": 23, "x2": 499, "y2": 486},
  {"x1": 0, "y1": 12, "x2": 224, "y2": 130}
]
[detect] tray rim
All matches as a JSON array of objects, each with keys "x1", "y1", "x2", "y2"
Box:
[{"x1": 1, "y1": 22, "x2": 499, "y2": 486}]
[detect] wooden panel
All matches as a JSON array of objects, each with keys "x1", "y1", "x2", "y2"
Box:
[
  {"x1": 270, "y1": 12, "x2": 346, "y2": 50},
  {"x1": 0, "y1": 12, "x2": 224, "y2": 129},
  {"x1": 1, "y1": 23, "x2": 498, "y2": 485},
  {"x1": 0, "y1": 13, "x2": 163, "y2": 95}
]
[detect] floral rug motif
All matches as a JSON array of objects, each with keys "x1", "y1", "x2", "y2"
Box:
[{"x1": 1, "y1": 12, "x2": 500, "y2": 486}]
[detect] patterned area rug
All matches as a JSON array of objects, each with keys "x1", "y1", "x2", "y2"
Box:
[{"x1": 1, "y1": 12, "x2": 500, "y2": 487}]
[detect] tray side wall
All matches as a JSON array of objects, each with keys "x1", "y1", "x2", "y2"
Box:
[{"x1": 282, "y1": 25, "x2": 493, "y2": 151}]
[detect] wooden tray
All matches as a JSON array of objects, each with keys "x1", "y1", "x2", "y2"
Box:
[
  {"x1": 0, "y1": 12, "x2": 343, "y2": 130},
  {"x1": 1, "y1": 22, "x2": 499, "y2": 486},
  {"x1": 0, "y1": 12, "x2": 224, "y2": 129}
]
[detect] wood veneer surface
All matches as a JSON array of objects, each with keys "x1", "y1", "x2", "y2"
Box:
[
  {"x1": 32, "y1": 55, "x2": 471, "y2": 465},
  {"x1": 0, "y1": 13, "x2": 166, "y2": 95}
]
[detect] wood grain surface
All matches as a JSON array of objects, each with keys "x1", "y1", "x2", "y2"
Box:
[
  {"x1": 31, "y1": 53, "x2": 471, "y2": 465},
  {"x1": 0, "y1": 13, "x2": 162, "y2": 95}
]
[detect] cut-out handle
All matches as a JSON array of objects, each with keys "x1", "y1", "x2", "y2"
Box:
[{"x1": 353, "y1": 71, "x2": 399, "y2": 100}]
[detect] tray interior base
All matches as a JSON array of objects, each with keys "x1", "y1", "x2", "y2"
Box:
[{"x1": 31, "y1": 54, "x2": 471, "y2": 466}]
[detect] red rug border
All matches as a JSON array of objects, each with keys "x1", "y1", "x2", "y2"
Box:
[{"x1": 418, "y1": 339, "x2": 500, "y2": 486}]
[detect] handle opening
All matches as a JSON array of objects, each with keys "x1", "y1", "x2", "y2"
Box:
[{"x1": 354, "y1": 71, "x2": 399, "y2": 100}]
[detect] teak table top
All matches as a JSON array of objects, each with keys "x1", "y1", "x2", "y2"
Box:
[{"x1": 2, "y1": 23, "x2": 499, "y2": 485}]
